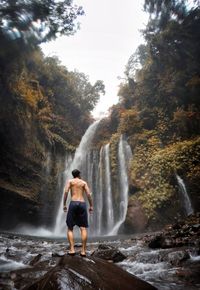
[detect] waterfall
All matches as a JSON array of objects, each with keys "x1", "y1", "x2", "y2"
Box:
[
  {"x1": 91, "y1": 143, "x2": 114, "y2": 235},
  {"x1": 53, "y1": 120, "x2": 100, "y2": 236},
  {"x1": 109, "y1": 135, "x2": 132, "y2": 235},
  {"x1": 104, "y1": 144, "x2": 114, "y2": 232},
  {"x1": 94, "y1": 147, "x2": 103, "y2": 236},
  {"x1": 176, "y1": 174, "x2": 194, "y2": 216},
  {"x1": 53, "y1": 155, "x2": 73, "y2": 235},
  {"x1": 40, "y1": 151, "x2": 53, "y2": 225},
  {"x1": 53, "y1": 121, "x2": 132, "y2": 237},
  {"x1": 45, "y1": 151, "x2": 52, "y2": 176}
]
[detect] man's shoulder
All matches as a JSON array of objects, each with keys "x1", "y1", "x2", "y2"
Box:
[{"x1": 80, "y1": 179, "x2": 87, "y2": 185}]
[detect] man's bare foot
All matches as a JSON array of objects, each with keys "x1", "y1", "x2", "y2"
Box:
[
  {"x1": 67, "y1": 251, "x2": 76, "y2": 256},
  {"x1": 80, "y1": 252, "x2": 86, "y2": 257}
]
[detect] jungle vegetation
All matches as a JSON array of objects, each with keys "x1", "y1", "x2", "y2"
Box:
[
  {"x1": 0, "y1": 0, "x2": 104, "y2": 154},
  {"x1": 94, "y1": 0, "x2": 200, "y2": 221}
]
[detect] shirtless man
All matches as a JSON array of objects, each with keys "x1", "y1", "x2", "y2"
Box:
[{"x1": 63, "y1": 169, "x2": 93, "y2": 256}]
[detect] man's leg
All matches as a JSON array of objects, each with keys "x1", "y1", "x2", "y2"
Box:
[
  {"x1": 67, "y1": 228, "x2": 75, "y2": 254},
  {"x1": 80, "y1": 227, "x2": 87, "y2": 255}
]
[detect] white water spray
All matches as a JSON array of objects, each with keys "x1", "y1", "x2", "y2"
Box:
[
  {"x1": 104, "y1": 144, "x2": 114, "y2": 232},
  {"x1": 109, "y1": 135, "x2": 132, "y2": 235},
  {"x1": 95, "y1": 147, "x2": 103, "y2": 236},
  {"x1": 176, "y1": 174, "x2": 193, "y2": 216},
  {"x1": 53, "y1": 120, "x2": 100, "y2": 236}
]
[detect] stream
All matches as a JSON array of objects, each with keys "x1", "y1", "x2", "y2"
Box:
[{"x1": 0, "y1": 231, "x2": 199, "y2": 290}]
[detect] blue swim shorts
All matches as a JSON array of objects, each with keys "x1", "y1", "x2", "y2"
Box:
[{"x1": 66, "y1": 201, "x2": 88, "y2": 230}]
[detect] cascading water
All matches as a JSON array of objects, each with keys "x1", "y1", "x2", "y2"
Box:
[
  {"x1": 53, "y1": 120, "x2": 100, "y2": 236},
  {"x1": 104, "y1": 144, "x2": 114, "y2": 232},
  {"x1": 94, "y1": 147, "x2": 103, "y2": 236},
  {"x1": 91, "y1": 143, "x2": 114, "y2": 236},
  {"x1": 53, "y1": 118, "x2": 132, "y2": 237},
  {"x1": 109, "y1": 135, "x2": 132, "y2": 235},
  {"x1": 176, "y1": 174, "x2": 194, "y2": 216},
  {"x1": 53, "y1": 155, "x2": 73, "y2": 235}
]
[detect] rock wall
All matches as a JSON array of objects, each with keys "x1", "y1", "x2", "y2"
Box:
[{"x1": 0, "y1": 96, "x2": 67, "y2": 230}]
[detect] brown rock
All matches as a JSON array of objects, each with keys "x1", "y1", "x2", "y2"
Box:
[
  {"x1": 23, "y1": 255, "x2": 157, "y2": 290},
  {"x1": 91, "y1": 246, "x2": 126, "y2": 263},
  {"x1": 29, "y1": 254, "x2": 42, "y2": 266},
  {"x1": 125, "y1": 198, "x2": 148, "y2": 233}
]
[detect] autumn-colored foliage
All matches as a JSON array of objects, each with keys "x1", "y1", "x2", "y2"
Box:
[{"x1": 94, "y1": 1, "x2": 200, "y2": 224}]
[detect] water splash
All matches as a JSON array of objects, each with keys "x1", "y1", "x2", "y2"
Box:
[
  {"x1": 176, "y1": 174, "x2": 194, "y2": 216},
  {"x1": 53, "y1": 155, "x2": 73, "y2": 235},
  {"x1": 53, "y1": 120, "x2": 100, "y2": 236},
  {"x1": 109, "y1": 135, "x2": 132, "y2": 235},
  {"x1": 94, "y1": 147, "x2": 103, "y2": 236},
  {"x1": 104, "y1": 144, "x2": 114, "y2": 232},
  {"x1": 53, "y1": 124, "x2": 132, "y2": 237}
]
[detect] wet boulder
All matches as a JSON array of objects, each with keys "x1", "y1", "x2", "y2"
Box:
[
  {"x1": 148, "y1": 213, "x2": 200, "y2": 249},
  {"x1": 23, "y1": 254, "x2": 157, "y2": 290},
  {"x1": 91, "y1": 244, "x2": 126, "y2": 262},
  {"x1": 166, "y1": 250, "x2": 190, "y2": 266},
  {"x1": 29, "y1": 254, "x2": 42, "y2": 266}
]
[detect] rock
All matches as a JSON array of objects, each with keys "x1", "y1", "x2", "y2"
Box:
[
  {"x1": 148, "y1": 235, "x2": 163, "y2": 249},
  {"x1": 10, "y1": 264, "x2": 52, "y2": 289},
  {"x1": 148, "y1": 213, "x2": 200, "y2": 249},
  {"x1": 98, "y1": 244, "x2": 114, "y2": 250},
  {"x1": 166, "y1": 250, "x2": 190, "y2": 266},
  {"x1": 52, "y1": 251, "x2": 65, "y2": 257},
  {"x1": 91, "y1": 245, "x2": 126, "y2": 263},
  {"x1": 176, "y1": 263, "x2": 200, "y2": 284},
  {"x1": 92, "y1": 249, "x2": 126, "y2": 263},
  {"x1": 124, "y1": 198, "x2": 148, "y2": 233},
  {"x1": 192, "y1": 224, "x2": 200, "y2": 231},
  {"x1": 29, "y1": 254, "x2": 42, "y2": 266},
  {"x1": 23, "y1": 255, "x2": 157, "y2": 290}
]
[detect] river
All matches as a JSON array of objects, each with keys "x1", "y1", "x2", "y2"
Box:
[{"x1": 0, "y1": 231, "x2": 199, "y2": 290}]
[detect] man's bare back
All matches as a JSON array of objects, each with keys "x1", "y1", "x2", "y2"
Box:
[
  {"x1": 68, "y1": 178, "x2": 89, "y2": 202},
  {"x1": 63, "y1": 171, "x2": 93, "y2": 213}
]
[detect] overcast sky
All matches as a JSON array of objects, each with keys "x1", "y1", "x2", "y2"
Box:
[{"x1": 41, "y1": 0, "x2": 148, "y2": 118}]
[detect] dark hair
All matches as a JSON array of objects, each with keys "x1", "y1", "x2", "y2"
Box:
[{"x1": 72, "y1": 169, "x2": 81, "y2": 178}]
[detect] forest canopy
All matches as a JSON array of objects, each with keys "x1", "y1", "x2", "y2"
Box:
[{"x1": 0, "y1": 0, "x2": 104, "y2": 153}]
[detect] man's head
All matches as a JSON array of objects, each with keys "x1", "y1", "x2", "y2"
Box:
[{"x1": 72, "y1": 169, "x2": 81, "y2": 178}]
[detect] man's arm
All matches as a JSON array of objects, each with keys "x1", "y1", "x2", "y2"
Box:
[
  {"x1": 84, "y1": 182, "x2": 93, "y2": 213},
  {"x1": 63, "y1": 181, "x2": 70, "y2": 212}
]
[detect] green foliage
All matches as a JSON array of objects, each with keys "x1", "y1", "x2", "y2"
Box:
[
  {"x1": 0, "y1": 45, "x2": 104, "y2": 156},
  {"x1": 118, "y1": 108, "x2": 143, "y2": 136},
  {"x1": 110, "y1": 133, "x2": 121, "y2": 180},
  {"x1": 173, "y1": 107, "x2": 200, "y2": 138},
  {"x1": 130, "y1": 136, "x2": 200, "y2": 218},
  {"x1": 144, "y1": 0, "x2": 188, "y2": 30},
  {"x1": 0, "y1": 0, "x2": 84, "y2": 57},
  {"x1": 92, "y1": 118, "x2": 113, "y2": 149}
]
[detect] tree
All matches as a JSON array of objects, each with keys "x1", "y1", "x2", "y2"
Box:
[
  {"x1": 0, "y1": 0, "x2": 84, "y2": 44},
  {"x1": 144, "y1": 0, "x2": 188, "y2": 30},
  {"x1": 68, "y1": 71, "x2": 105, "y2": 112},
  {"x1": 0, "y1": 0, "x2": 84, "y2": 63}
]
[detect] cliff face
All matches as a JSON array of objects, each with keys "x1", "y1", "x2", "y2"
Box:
[
  {"x1": 125, "y1": 136, "x2": 200, "y2": 232},
  {"x1": 0, "y1": 99, "x2": 66, "y2": 229},
  {"x1": 0, "y1": 49, "x2": 101, "y2": 231}
]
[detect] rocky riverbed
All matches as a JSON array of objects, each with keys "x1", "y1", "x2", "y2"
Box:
[{"x1": 0, "y1": 213, "x2": 199, "y2": 290}]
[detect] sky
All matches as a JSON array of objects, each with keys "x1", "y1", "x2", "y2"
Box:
[{"x1": 41, "y1": 0, "x2": 148, "y2": 118}]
